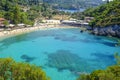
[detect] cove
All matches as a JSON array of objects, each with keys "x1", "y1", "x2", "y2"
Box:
[{"x1": 0, "y1": 28, "x2": 120, "y2": 80}]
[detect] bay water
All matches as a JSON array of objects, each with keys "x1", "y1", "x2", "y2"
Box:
[{"x1": 0, "y1": 28, "x2": 120, "y2": 80}]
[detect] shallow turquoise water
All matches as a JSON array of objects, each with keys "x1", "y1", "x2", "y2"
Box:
[{"x1": 0, "y1": 28, "x2": 120, "y2": 80}]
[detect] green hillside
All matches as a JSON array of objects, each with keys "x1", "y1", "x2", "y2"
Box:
[
  {"x1": 0, "y1": 0, "x2": 53, "y2": 25},
  {"x1": 17, "y1": 0, "x2": 103, "y2": 10},
  {"x1": 84, "y1": 0, "x2": 120, "y2": 27},
  {"x1": 43, "y1": 0, "x2": 103, "y2": 9}
]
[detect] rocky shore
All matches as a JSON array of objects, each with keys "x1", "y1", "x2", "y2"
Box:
[{"x1": 89, "y1": 25, "x2": 120, "y2": 38}]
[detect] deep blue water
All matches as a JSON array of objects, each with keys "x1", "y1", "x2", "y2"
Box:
[
  {"x1": 58, "y1": 9, "x2": 85, "y2": 13},
  {"x1": 0, "y1": 28, "x2": 120, "y2": 80}
]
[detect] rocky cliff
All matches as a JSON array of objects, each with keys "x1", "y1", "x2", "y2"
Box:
[{"x1": 90, "y1": 25, "x2": 120, "y2": 38}]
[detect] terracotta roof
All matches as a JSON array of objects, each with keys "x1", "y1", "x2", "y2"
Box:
[{"x1": 0, "y1": 18, "x2": 5, "y2": 21}]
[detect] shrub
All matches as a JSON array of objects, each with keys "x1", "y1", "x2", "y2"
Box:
[{"x1": 0, "y1": 58, "x2": 50, "y2": 80}]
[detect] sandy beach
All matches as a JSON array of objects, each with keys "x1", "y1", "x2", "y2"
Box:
[{"x1": 0, "y1": 24, "x2": 76, "y2": 40}]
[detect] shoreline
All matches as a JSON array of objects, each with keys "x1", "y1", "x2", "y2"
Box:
[{"x1": 0, "y1": 24, "x2": 77, "y2": 41}]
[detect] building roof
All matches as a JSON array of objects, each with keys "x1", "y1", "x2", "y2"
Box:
[{"x1": 0, "y1": 18, "x2": 5, "y2": 21}]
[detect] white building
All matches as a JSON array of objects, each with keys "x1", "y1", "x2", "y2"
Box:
[
  {"x1": 102, "y1": 0, "x2": 113, "y2": 2},
  {"x1": 42, "y1": 20, "x2": 61, "y2": 24}
]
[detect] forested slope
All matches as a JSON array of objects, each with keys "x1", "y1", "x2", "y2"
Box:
[
  {"x1": 84, "y1": 0, "x2": 120, "y2": 27},
  {"x1": 43, "y1": 0, "x2": 103, "y2": 9},
  {"x1": 0, "y1": 0, "x2": 53, "y2": 25}
]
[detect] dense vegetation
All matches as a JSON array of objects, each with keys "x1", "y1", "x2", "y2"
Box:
[
  {"x1": 84, "y1": 0, "x2": 120, "y2": 27},
  {"x1": 43, "y1": 0, "x2": 103, "y2": 10},
  {"x1": 0, "y1": 0, "x2": 32, "y2": 25},
  {"x1": 0, "y1": 58, "x2": 49, "y2": 80},
  {"x1": 0, "y1": 0, "x2": 56, "y2": 25},
  {"x1": 17, "y1": 0, "x2": 103, "y2": 10},
  {"x1": 77, "y1": 65, "x2": 120, "y2": 80},
  {"x1": 71, "y1": 12, "x2": 85, "y2": 20},
  {"x1": 77, "y1": 53, "x2": 120, "y2": 80}
]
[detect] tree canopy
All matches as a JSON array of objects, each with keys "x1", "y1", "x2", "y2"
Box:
[
  {"x1": 77, "y1": 65, "x2": 120, "y2": 80},
  {"x1": 43, "y1": 0, "x2": 103, "y2": 10},
  {"x1": 0, "y1": 58, "x2": 49, "y2": 80},
  {"x1": 83, "y1": 0, "x2": 120, "y2": 27},
  {"x1": 0, "y1": 0, "x2": 55, "y2": 25}
]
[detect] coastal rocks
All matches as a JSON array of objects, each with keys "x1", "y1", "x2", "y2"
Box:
[
  {"x1": 91, "y1": 25, "x2": 120, "y2": 38},
  {"x1": 116, "y1": 29, "x2": 120, "y2": 37}
]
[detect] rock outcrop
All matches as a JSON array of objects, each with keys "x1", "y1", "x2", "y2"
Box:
[{"x1": 90, "y1": 25, "x2": 120, "y2": 38}]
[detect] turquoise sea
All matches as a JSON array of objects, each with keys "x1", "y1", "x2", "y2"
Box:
[{"x1": 0, "y1": 28, "x2": 120, "y2": 80}]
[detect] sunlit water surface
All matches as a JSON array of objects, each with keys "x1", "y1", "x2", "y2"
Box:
[{"x1": 0, "y1": 28, "x2": 120, "y2": 80}]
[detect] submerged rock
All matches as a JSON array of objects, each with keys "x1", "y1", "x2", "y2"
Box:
[
  {"x1": 21, "y1": 54, "x2": 36, "y2": 62},
  {"x1": 46, "y1": 50, "x2": 91, "y2": 74}
]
